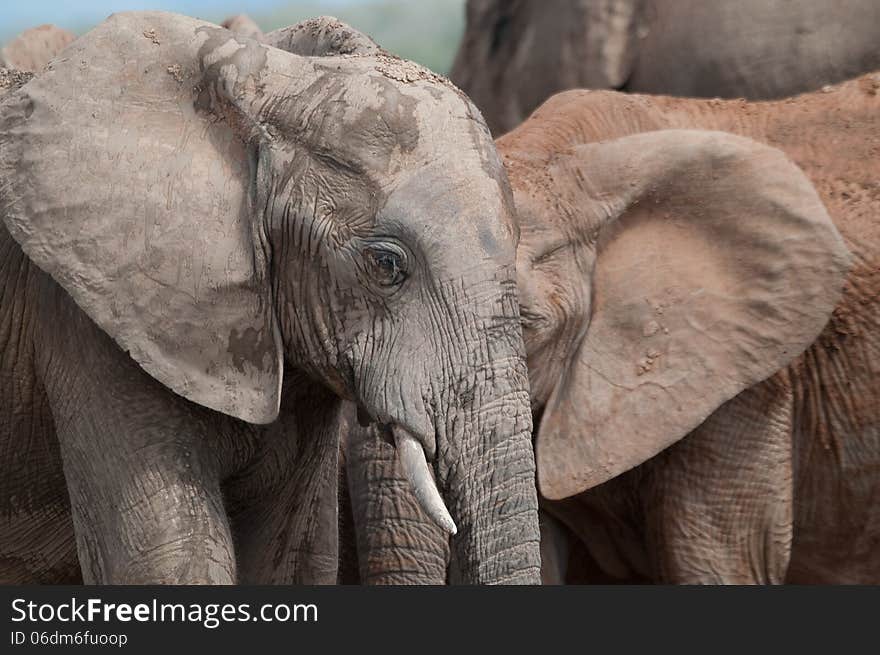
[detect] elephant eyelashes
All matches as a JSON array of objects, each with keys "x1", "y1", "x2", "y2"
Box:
[{"x1": 362, "y1": 242, "x2": 409, "y2": 289}]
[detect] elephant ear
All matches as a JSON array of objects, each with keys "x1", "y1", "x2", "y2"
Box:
[
  {"x1": 528, "y1": 130, "x2": 849, "y2": 499},
  {"x1": 0, "y1": 12, "x2": 285, "y2": 424}
]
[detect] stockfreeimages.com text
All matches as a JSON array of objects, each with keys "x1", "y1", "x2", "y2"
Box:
[{"x1": 11, "y1": 597, "x2": 318, "y2": 630}]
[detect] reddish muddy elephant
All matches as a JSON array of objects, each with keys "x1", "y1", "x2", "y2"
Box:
[{"x1": 346, "y1": 73, "x2": 880, "y2": 584}]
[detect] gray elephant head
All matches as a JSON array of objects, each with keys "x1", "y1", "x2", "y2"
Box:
[{"x1": 0, "y1": 12, "x2": 541, "y2": 583}]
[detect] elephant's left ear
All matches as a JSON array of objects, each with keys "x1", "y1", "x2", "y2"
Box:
[
  {"x1": 530, "y1": 130, "x2": 850, "y2": 500},
  {"x1": 0, "y1": 12, "x2": 284, "y2": 424}
]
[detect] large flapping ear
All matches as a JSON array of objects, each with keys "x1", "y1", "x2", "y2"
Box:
[
  {"x1": 0, "y1": 24, "x2": 75, "y2": 73},
  {"x1": 528, "y1": 129, "x2": 849, "y2": 499},
  {"x1": 264, "y1": 16, "x2": 380, "y2": 57},
  {"x1": 0, "y1": 11, "x2": 290, "y2": 424}
]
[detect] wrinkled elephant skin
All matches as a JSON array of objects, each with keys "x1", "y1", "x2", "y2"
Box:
[
  {"x1": 0, "y1": 13, "x2": 541, "y2": 585},
  {"x1": 347, "y1": 74, "x2": 880, "y2": 584}
]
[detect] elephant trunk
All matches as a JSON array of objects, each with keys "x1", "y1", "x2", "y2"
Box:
[
  {"x1": 346, "y1": 265, "x2": 541, "y2": 584},
  {"x1": 440, "y1": 391, "x2": 540, "y2": 584},
  {"x1": 346, "y1": 352, "x2": 541, "y2": 585},
  {"x1": 346, "y1": 428, "x2": 451, "y2": 585}
]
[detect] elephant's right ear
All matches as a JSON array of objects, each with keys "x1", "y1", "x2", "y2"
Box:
[
  {"x1": 517, "y1": 130, "x2": 850, "y2": 500},
  {"x1": 0, "y1": 12, "x2": 286, "y2": 424}
]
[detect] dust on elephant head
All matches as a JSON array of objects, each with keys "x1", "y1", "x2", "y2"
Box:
[{"x1": 0, "y1": 12, "x2": 541, "y2": 584}]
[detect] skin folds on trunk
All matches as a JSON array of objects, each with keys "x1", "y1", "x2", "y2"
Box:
[
  {"x1": 448, "y1": 421, "x2": 539, "y2": 584},
  {"x1": 347, "y1": 409, "x2": 540, "y2": 585},
  {"x1": 342, "y1": 271, "x2": 540, "y2": 585},
  {"x1": 347, "y1": 337, "x2": 541, "y2": 585},
  {"x1": 347, "y1": 432, "x2": 451, "y2": 584}
]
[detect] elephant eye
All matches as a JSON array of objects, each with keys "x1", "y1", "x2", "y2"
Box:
[{"x1": 363, "y1": 243, "x2": 408, "y2": 288}]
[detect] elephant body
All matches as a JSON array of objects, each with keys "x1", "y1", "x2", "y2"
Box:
[
  {"x1": 505, "y1": 76, "x2": 879, "y2": 583},
  {"x1": 451, "y1": 0, "x2": 880, "y2": 134},
  {"x1": 347, "y1": 74, "x2": 879, "y2": 584},
  {"x1": 0, "y1": 13, "x2": 542, "y2": 584}
]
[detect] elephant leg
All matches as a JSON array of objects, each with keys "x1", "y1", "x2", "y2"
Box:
[
  {"x1": 0, "y1": 226, "x2": 81, "y2": 583},
  {"x1": 642, "y1": 376, "x2": 795, "y2": 584},
  {"x1": 227, "y1": 381, "x2": 342, "y2": 585},
  {"x1": 345, "y1": 410, "x2": 450, "y2": 584},
  {"x1": 39, "y1": 288, "x2": 238, "y2": 584},
  {"x1": 50, "y1": 388, "x2": 237, "y2": 583}
]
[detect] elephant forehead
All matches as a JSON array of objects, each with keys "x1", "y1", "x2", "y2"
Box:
[
  {"x1": 319, "y1": 70, "x2": 425, "y2": 165},
  {"x1": 254, "y1": 70, "x2": 416, "y2": 176},
  {"x1": 261, "y1": 56, "x2": 498, "y2": 179},
  {"x1": 381, "y1": 159, "x2": 517, "y2": 261}
]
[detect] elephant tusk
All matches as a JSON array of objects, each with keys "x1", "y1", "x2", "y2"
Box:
[{"x1": 393, "y1": 428, "x2": 458, "y2": 536}]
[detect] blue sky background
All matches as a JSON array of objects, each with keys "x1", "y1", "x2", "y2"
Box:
[
  {"x1": 0, "y1": 0, "x2": 465, "y2": 72},
  {"x1": 3, "y1": 1, "x2": 285, "y2": 37}
]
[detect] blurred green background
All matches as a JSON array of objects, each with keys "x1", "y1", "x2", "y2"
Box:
[{"x1": 0, "y1": 0, "x2": 466, "y2": 73}]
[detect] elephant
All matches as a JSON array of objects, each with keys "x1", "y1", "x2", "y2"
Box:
[
  {"x1": 0, "y1": 24, "x2": 75, "y2": 73},
  {"x1": 450, "y1": 0, "x2": 880, "y2": 135},
  {"x1": 0, "y1": 12, "x2": 542, "y2": 584},
  {"x1": 345, "y1": 72, "x2": 880, "y2": 584}
]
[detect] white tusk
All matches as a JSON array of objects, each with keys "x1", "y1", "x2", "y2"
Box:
[{"x1": 393, "y1": 428, "x2": 458, "y2": 536}]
